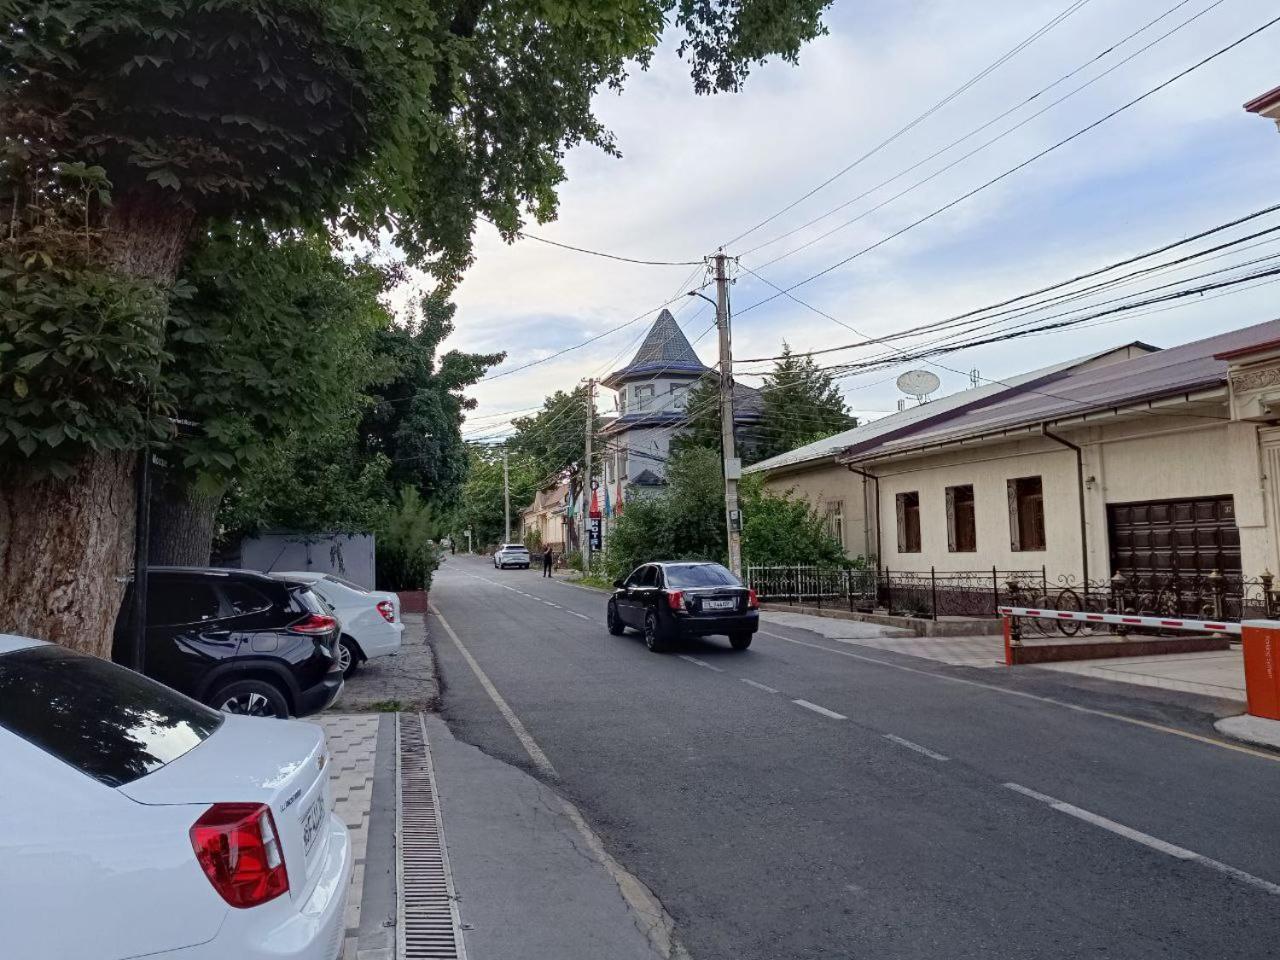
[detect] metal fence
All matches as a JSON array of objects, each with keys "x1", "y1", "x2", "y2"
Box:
[{"x1": 744, "y1": 565, "x2": 1279, "y2": 623}]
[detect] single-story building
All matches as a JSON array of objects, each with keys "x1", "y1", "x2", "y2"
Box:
[
  {"x1": 520, "y1": 481, "x2": 569, "y2": 552},
  {"x1": 745, "y1": 342, "x2": 1155, "y2": 560},
  {"x1": 1245, "y1": 84, "x2": 1280, "y2": 132}
]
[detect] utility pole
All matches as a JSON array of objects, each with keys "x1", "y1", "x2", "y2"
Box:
[
  {"x1": 714, "y1": 252, "x2": 743, "y2": 577},
  {"x1": 583, "y1": 378, "x2": 595, "y2": 573},
  {"x1": 502, "y1": 447, "x2": 511, "y2": 543}
]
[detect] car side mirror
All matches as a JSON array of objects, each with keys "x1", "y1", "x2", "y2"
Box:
[{"x1": 613, "y1": 578, "x2": 625, "y2": 588}]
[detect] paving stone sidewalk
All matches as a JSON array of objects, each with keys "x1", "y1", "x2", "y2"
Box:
[{"x1": 313, "y1": 714, "x2": 381, "y2": 960}]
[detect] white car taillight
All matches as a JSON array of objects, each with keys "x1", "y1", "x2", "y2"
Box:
[
  {"x1": 190, "y1": 802, "x2": 290, "y2": 908},
  {"x1": 376, "y1": 600, "x2": 396, "y2": 623}
]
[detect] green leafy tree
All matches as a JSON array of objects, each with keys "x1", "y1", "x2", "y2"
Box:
[
  {"x1": 150, "y1": 225, "x2": 395, "y2": 564},
  {"x1": 740, "y1": 477, "x2": 846, "y2": 567},
  {"x1": 507, "y1": 384, "x2": 605, "y2": 510},
  {"x1": 1, "y1": 0, "x2": 833, "y2": 651},
  {"x1": 375, "y1": 487, "x2": 446, "y2": 593},
  {"x1": 668, "y1": 374, "x2": 723, "y2": 459},
  {"x1": 360, "y1": 291, "x2": 504, "y2": 507},
  {"x1": 757, "y1": 343, "x2": 856, "y2": 462},
  {"x1": 457, "y1": 445, "x2": 539, "y2": 551}
]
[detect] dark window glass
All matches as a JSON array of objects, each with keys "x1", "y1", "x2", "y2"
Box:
[
  {"x1": 0, "y1": 645, "x2": 222, "y2": 787},
  {"x1": 222, "y1": 582, "x2": 274, "y2": 616},
  {"x1": 147, "y1": 579, "x2": 221, "y2": 626},
  {"x1": 664, "y1": 564, "x2": 739, "y2": 588},
  {"x1": 293, "y1": 588, "x2": 327, "y2": 616},
  {"x1": 897, "y1": 492, "x2": 921, "y2": 553},
  {"x1": 948, "y1": 485, "x2": 976, "y2": 552},
  {"x1": 1010, "y1": 477, "x2": 1046, "y2": 551}
]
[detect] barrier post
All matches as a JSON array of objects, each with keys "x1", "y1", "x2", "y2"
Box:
[
  {"x1": 1002, "y1": 614, "x2": 1018, "y2": 666},
  {"x1": 1241, "y1": 620, "x2": 1280, "y2": 721}
]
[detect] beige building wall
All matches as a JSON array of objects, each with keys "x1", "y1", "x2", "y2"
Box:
[
  {"x1": 759, "y1": 460, "x2": 871, "y2": 559},
  {"x1": 872, "y1": 440, "x2": 1081, "y2": 577}
]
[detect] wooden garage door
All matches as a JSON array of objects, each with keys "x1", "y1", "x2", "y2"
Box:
[{"x1": 1107, "y1": 496, "x2": 1241, "y2": 581}]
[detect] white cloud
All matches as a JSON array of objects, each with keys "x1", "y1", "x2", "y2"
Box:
[{"x1": 419, "y1": 0, "x2": 1280, "y2": 430}]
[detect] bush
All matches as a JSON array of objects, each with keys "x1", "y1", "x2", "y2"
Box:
[
  {"x1": 376, "y1": 487, "x2": 444, "y2": 592},
  {"x1": 523, "y1": 529, "x2": 543, "y2": 552}
]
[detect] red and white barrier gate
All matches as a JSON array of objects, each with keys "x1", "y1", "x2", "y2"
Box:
[
  {"x1": 997, "y1": 606, "x2": 1241, "y2": 636},
  {"x1": 1000, "y1": 606, "x2": 1280, "y2": 724}
]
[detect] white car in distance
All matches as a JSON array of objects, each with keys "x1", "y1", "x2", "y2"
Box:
[
  {"x1": 494, "y1": 543, "x2": 532, "y2": 569},
  {"x1": 273, "y1": 571, "x2": 403, "y2": 678},
  {"x1": 0, "y1": 634, "x2": 351, "y2": 960}
]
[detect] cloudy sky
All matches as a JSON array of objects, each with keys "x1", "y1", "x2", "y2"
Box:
[{"x1": 422, "y1": 0, "x2": 1280, "y2": 439}]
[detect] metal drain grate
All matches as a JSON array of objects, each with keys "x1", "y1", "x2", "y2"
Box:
[{"x1": 398, "y1": 714, "x2": 467, "y2": 960}]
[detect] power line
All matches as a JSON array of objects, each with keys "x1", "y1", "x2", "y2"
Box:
[
  {"x1": 480, "y1": 215, "x2": 703, "y2": 266},
  {"x1": 739, "y1": 0, "x2": 1226, "y2": 266},
  {"x1": 733, "y1": 12, "x2": 1280, "y2": 318},
  {"x1": 722, "y1": 0, "x2": 1095, "y2": 248}
]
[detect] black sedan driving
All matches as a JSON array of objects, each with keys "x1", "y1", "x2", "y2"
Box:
[{"x1": 607, "y1": 561, "x2": 759, "y2": 653}]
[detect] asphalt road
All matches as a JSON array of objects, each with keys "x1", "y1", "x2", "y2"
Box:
[{"x1": 430, "y1": 555, "x2": 1280, "y2": 960}]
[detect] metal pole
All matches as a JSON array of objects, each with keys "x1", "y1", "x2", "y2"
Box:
[
  {"x1": 714, "y1": 252, "x2": 742, "y2": 577},
  {"x1": 130, "y1": 445, "x2": 151, "y2": 671},
  {"x1": 583, "y1": 378, "x2": 595, "y2": 573},
  {"x1": 931, "y1": 566, "x2": 938, "y2": 621},
  {"x1": 502, "y1": 448, "x2": 511, "y2": 544}
]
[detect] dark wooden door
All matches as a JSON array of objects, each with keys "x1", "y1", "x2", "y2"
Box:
[{"x1": 1107, "y1": 496, "x2": 1241, "y2": 581}]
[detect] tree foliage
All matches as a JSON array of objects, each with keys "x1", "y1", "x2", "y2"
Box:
[
  {"x1": 506, "y1": 384, "x2": 602, "y2": 491},
  {"x1": 359, "y1": 291, "x2": 504, "y2": 506},
  {"x1": 602, "y1": 445, "x2": 844, "y2": 579},
  {"x1": 375, "y1": 487, "x2": 446, "y2": 592},
  {"x1": 164, "y1": 225, "x2": 394, "y2": 488},
  {"x1": 756, "y1": 343, "x2": 855, "y2": 462},
  {"x1": 457, "y1": 445, "x2": 539, "y2": 550}
]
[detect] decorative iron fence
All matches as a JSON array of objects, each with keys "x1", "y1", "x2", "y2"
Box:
[{"x1": 745, "y1": 565, "x2": 1279, "y2": 624}]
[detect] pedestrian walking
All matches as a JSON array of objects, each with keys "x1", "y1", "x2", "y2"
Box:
[{"x1": 542, "y1": 545, "x2": 554, "y2": 577}]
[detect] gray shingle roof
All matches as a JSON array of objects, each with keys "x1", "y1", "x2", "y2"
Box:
[{"x1": 632, "y1": 309, "x2": 701, "y2": 366}]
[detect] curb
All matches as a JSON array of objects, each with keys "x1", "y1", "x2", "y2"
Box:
[{"x1": 1214, "y1": 713, "x2": 1280, "y2": 751}]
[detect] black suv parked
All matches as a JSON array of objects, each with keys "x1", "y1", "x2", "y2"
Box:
[{"x1": 113, "y1": 567, "x2": 343, "y2": 718}]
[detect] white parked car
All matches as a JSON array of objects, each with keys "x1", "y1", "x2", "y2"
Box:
[
  {"x1": 494, "y1": 543, "x2": 532, "y2": 569},
  {"x1": 0, "y1": 634, "x2": 351, "y2": 960},
  {"x1": 273, "y1": 571, "x2": 403, "y2": 677}
]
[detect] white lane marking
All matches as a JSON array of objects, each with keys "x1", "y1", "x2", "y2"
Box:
[
  {"x1": 678, "y1": 655, "x2": 724, "y2": 672},
  {"x1": 569, "y1": 611, "x2": 592, "y2": 620},
  {"x1": 756, "y1": 630, "x2": 1280, "y2": 764},
  {"x1": 430, "y1": 605, "x2": 558, "y2": 779},
  {"x1": 541, "y1": 600, "x2": 559, "y2": 607},
  {"x1": 740, "y1": 678, "x2": 780, "y2": 694},
  {"x1": 883, "y1": 734, "x2": 950, "y2": 762},
  {"x1": 1003, "y1": 783, "x2": 1280, "y2": 896},
  {"x1": 792, "y1": 698, "x2": 847, "y2": 720}
]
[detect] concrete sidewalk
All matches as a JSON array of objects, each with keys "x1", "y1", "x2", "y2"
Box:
[{"x1": 764, "y1": 608, "x2": 1248, "y2": 701}]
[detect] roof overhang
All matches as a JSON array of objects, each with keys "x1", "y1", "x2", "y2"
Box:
[
  {"x1": 1245, "y1": 84, "x2": 1280, "y2": 130},
  {"x1": 601, "y1": 362, "x2": 708, "y2": 389},
  {"x1": 841, "y1": 385, "x2": 1228, "y2": 467}
]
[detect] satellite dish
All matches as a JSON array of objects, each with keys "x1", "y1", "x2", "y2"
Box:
[{"x1": 896, "y1": 369, "x2": 940, "y2": 403}]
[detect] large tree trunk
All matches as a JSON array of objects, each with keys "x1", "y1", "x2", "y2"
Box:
[
  {"x1": 0, "y1": 190, "x2": 196, "y2": 657},
  {"x1": 149, "y1": 472, "x2": 225, "y2": 566},
  {"x1": 0, "y1": 454, "x2": 136, "y2": 657}
]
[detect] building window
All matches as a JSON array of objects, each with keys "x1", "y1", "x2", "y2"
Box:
[
  {"x1": 634, "y1": 384, "x2": 654, "y2": 410},
  {"x1": 825, "y1": 501, "x2": 845, "y2": 549},
  {"x1": 1008, "y1": 476, "x2": 1046, "y2": 551},
  {"x1": 946, "y1": 484, "x2": 976, "y2": 552},
  {"x1": 671, "y1": 384, "x2": 687, "y2": 410},
  {"x1": 617, "y1": 392, "x2": 627, "y2": 414},
  {"x1": 605, "y1": 456, "x2": 614, "y2": 484},
  {"x1": 896, "y1": 491, "x2": 921, "y2": 553}
]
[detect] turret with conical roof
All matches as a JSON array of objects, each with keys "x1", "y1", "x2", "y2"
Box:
[{"x1": 601, "y1": 309, "x2": 709, "y2": 388}]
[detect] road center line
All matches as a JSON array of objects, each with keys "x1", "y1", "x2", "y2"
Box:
[
  {"x1": 792, "y1": 698, "x2": 847, "y2": 720},
  {"x1": 1003, "y1": 782, "x2": 1280, "y2": 896},
  {"x1": 678, "y1": 655, "x2": 724, "y2": 672},
  {"x1": 740, "y1": 678, "x2": 780, "y2": 694},
  {"x1": 430, "y1": 605, "x2": 558, "y2": 779},
  {"x1": 756, "y1": 630, "x2": 1280, "y2": 763},
  {"x1": 883, "y1": 734, "x2": 950, "y2": 761},
  {"x1": 569, "y1": 611, "x2": 592, "y2": 620}
]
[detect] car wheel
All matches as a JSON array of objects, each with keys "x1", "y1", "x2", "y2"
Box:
[
  {"x1": 729, "y1": 632, "x2": 753, "y2": 651},
  {"x1": 337, "y1": 635, "x2": 362, "y2": 678},
  {"x1": 607, "y1": 600, "x2": 626, "y2": 636},
  {"x1": 644, "y1": 611, "x2": 670, "y2": 653},
  {"x1": 211, "y1": 679, "x2": 290, "y2": 719}
]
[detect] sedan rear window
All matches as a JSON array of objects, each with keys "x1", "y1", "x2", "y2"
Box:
[
  {"x1": 663, "y1": 564, "x2": 740, "y2": 588},
  {"x1": 0, "y1": 645, "x2": 222, "y2": 787}
]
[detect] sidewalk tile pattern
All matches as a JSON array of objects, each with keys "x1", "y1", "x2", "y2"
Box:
[{"x1": 314, "y1": 714, "x2": 382, "y2": 960}]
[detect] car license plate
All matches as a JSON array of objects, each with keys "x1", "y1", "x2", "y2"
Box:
[
  {"x1": 704, "y1": 599, "x2": 735, "y2": 611},
  {"x1": 301, "y1": 794, "x2": 326, "y2": 856}
]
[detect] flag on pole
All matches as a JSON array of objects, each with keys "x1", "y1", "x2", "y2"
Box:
[{"x1": 604, "y1": 482, "x2": 613, "y2": 518}]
